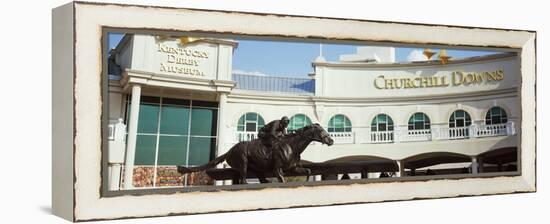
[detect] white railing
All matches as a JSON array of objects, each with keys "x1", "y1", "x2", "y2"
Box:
[
  {"x1": 235, "y1": 131, "x2": 258, "y2": 142},
  {"x1": 474, "y1": 123, "x2": 511, "y2": 137},
  {"x1": 398, "y1": 129, "x2": 432, "y2": 142},
  {"x1": 370, "y1": 131, "x2": 394, "y2": 143},
  {"x1": 232, "y1": 121, "x2": 516, "y2": 145},
  {"x1": 447, "y1": 127, "x2": 470, "y2": 139},
  {"x1": 328, "y1": 132, "x2": 355, "y2": 144}
]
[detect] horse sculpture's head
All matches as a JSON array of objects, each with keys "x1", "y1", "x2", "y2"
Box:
[{"x1": 306, "y1": 123, "x2": 334, "y2": 146}]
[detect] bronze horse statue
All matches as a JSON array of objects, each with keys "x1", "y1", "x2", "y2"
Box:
[{"x1": 177, "y1": 124, "x2": 334, "y2": 184}]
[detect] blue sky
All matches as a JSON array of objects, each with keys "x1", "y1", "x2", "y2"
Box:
[{"x1": 109, "y1": 33, "x2": 502, "y2": 78}]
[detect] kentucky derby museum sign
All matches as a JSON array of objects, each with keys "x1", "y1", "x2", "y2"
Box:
[{"x1": 113, "y1": 34, "x2": 237, "y2": 80}]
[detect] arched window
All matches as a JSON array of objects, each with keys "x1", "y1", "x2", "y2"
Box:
[
  {"x1": 371, "y1": 114, "x2": 394, "y2": 132},
  {"x1": 408, "y1": 113, "x2": 430, "y2": 130},
  {"x1": 485, "y1": 107, "x2": 508, "y2": 125},
  {"x1": 288, "y1": 114, "x2": 312, "y2": 132},
  {"x1": 449, "y1": 110, "x2": 472, "y2": 128},
  {"x1": 237, "y1": 113, "x2": 265, "y2": 132},
  {"x1": 328, "y1": 114, "x2": 352, "y2": 132}
]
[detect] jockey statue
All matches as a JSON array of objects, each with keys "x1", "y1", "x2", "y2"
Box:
[{"x1": 258, "y1": 116, "x2": 290, "y2": 149}]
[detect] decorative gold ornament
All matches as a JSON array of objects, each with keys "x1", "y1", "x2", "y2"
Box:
[
  {"x1": 438, "y1": 49, "x2": 452, "y2": 65},
  {"x1": 179, "y1": 36, "x2": 201, "y2": 45},
  {"x1": 423, "y1": 48, "x2": 436, "y2": 61}
]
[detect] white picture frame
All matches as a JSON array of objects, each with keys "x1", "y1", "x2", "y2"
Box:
[{"x1": 52, "y1": 1, "x2": 536, "y2": 221}]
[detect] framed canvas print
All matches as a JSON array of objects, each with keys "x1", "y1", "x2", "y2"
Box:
[{"x1": 52, "y1": 1, "x2": 536, "y2": 222}]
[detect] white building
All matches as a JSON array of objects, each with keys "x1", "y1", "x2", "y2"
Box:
[{"x1": 107, "y1": 34, "x2": 519, "y2": 189}]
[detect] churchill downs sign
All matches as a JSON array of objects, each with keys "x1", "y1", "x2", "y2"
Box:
[{"x1": 373, "y1": 70, "x2": 505, "y2": 89}]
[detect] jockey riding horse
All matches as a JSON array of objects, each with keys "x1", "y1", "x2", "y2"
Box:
[{"x1": 257, "y1": 116, "x2": 290, "y2": 149}]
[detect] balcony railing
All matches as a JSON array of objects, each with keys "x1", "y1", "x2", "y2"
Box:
[
  {"x1": 232, "y1": 121, "x2": 517, "y2": 145},
  {"x1": 398, "y1": 129, "x2": 432, "y2": 142},
  {"x1": 474, "y1": 123, "x2": 512, "y2": 137},
  {"x1": 370, "y1": 131, "x2": 394, "y2": 143},
  {"x1": 236, "y1": 131, "x2": 258, "y2": 142},
  {"x1": 232, "y1": 73, "x2": 315, "y2": 94},
  {"x1": 328, "y1": 132, "x2": 355, "y2": 144}
]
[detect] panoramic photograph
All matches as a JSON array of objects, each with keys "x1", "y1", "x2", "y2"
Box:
[{"x1": 104, "y1": 32, "x2": 520, "y2": 190}]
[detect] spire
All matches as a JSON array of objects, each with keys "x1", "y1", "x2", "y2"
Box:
[{"x1": 315, "y1": 43, "x2": 326, "y2": 62}]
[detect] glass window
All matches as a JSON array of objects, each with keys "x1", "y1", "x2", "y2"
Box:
[
  {"x1": 137, "y1": 104, "x2": 160, "y2": 134},
  {"x1": 408, "y1": 113, "x2": 430, "y2": 130},
  {"x1": 157, "y1": 136, "x2": 188, "y2": 166},
  {"x1": 245, "y1": 123, "x2": 256, "y2": 132},
  {"x1": 288, "y1": 114, "x2": 313, "y2": 132},
  {"x1": 449, "y1": 110, "x2": 472, "y2": 128},
  {"x1": 328, "y1": 114, "x2": 352, "y2": 132},
  {"x1": 190, "y1": 107, "x2": 218, "y2": 136},
  {"x1": 187, "y1": 137, "x2": 216, "y2": 166},
  {"x1": 485, "y1": 107, "x2": 508, "y2": 125},
  {"x1": 134, "y1": 135, "x2": 157, "y2": 165},
  {"x1": 125, "y1": 96, "x2": 219, "y2": 186},
  {"x1": 237, "y1": 113, "x2": 265, "y2": 132},
  {"x1": 159, "y1": 105, "x2": 189, "y2": 135},
  {"x1": 371, "y1": 114, "x2": 394, "y2": 132},
  {"x1": 237, "y1": 116, "x2": 245, "y2": 131}
]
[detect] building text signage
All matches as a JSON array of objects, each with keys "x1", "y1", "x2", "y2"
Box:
[
  {"x1": 157, "y1": 43, "x2": 210, "y2": 77},
  {"x1": 374, "y1": 70, "x2": 505, "y2": 89}
]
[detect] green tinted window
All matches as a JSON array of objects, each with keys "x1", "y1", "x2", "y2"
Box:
[
  {"x1": 408, "y1": 113, "x2": 430, "y2": 130},
  {"x1": 246, "y1": 123, "x2": 256, "y2": 132},
  {"x1": 328, "y1": 114, "x2": 352, "y2": 132},
  {"x1": 130, "y1": 96, "x2": 218, "y2": 175},
  {"x1": 187, "y1": 137, "x2": 215, "y2": 166},
  {"x1": 237, "y1": 113, "x2": 265, "y2": 132},
  {"x1": 246, "y1": 113, "x2": 257, "y2": 121},
  {"x1": 134, "y1": 135, "x2": 157, "y2": 165},
  {"x1": 190, "y1": 107, "x2": 217, "y2": 136},
  {"x1": 237, "y1": 116, "x2": 245, "y2": 131},
  {"x1": 257, "y1": 116, "x2": 265, "y2": 129},
  {"x1": 137, "y1": 104, "x2": 160, "y2": 134},
  {"x1": 485, "y1": 107, "x2": 508, "y2": 125},
  {"x1": 159, "y1": 105, "x2": 189, "y2": 135},
  {"x1": 371, "y1": 114, "x2": 394, "y2": 132},
  {"x1": 288, "y1": 114, "x2": 312, "y2": 131},
  {"x1": 449, "y1": 110, "x2": 472, "y2": 128},
  {"x1": 157, "y1": 136, "x2": 188, "y2": 166}
]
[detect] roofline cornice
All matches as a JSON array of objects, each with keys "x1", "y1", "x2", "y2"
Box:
[{"x1": 312, "y1": 52, "x2": 518, "y2": 69}]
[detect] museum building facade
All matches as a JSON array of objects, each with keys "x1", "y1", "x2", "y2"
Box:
[{"x1": 107, "y1": 34, "x2": 519, "y2": 189}]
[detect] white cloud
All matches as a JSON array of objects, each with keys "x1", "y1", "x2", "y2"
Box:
[
  {"x1": 232, "y1": 69, "x2": 268, "y2": 76},
  {"x1": 406, "y1": 50, "x2": 428, "y2": 62}
]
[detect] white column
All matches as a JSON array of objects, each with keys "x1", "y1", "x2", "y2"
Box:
[
  {"x1": 393, "y1": 126, "x2": 401, "y2": 143},
  {"x1": 109, "y1": 164, "x2": 122, "y2": 191},
  {"x1": 123, "y1": 84, "x2": 141, "y2": 189},
  {"x1": 471, "y1": 157, "x2": 479, "y2": 174},
  {"x1": 216, "y1": 92, "x2": 228, "y2": 154},
  {"x1": 469, "y1": 123, "x2": 478, "y2": 138},
  {"x1": 216, "y1": 92, "x2": 229, "y2": 186},
  {"x1": 507, "y1": 121, "x2": 516, "y2": 135},
  {"x1": 396, "y1": 160, "x2": 405, "y2": 177}
]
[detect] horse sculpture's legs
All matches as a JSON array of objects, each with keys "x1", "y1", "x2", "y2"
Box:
[
  {"x1": 275, "y1": 168, "x2": 286, "y2": 183},
  {"x1": 273, "y1": 154, "x2": 286, "y2": 183},
  {"x1": 291, "y1": 167, "x2": 312, "y2": 182},
  {"x1": 238, "y1": 157, "x2": 248, "y2": 184},
  {"x1": 256, "y1": 172, "x2": 271, "y2": 183}
]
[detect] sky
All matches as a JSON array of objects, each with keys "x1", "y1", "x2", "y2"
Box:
[{"x1": 109, "y1": 33, "x2": 503, "y2": 78}]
